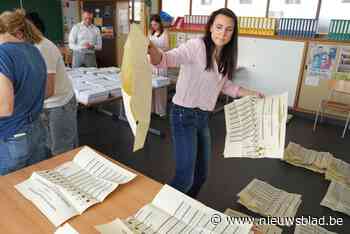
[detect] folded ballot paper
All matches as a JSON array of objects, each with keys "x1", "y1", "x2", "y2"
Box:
[
  {"x1": 224, "y1": 93, "x2": 288, "y2": 159},
  {"x1": 283, "y1": 142, "x2": 334, "y2": 174},
  {"x1": 121, "y1": 24, "x2": 153, "y2": 151},
  {"x1": 237, "y1": 179, "x2": 302, "y2": 225},
  {"x1": 224, "y1": 208, "x2": 282, "y2": 234},
  {"x1": 325, "y1": 157, "x2": 350, "y2": 187},
  {"x1": 321, "y1": 180, "x2": 350, "y2": 216},
  {"x1": 15, "y1": 146, "x2": 136, "y2": 227},
  {"x1": 95, "y1": 185, "x2": 253, "y2": 234},
  {"x1": 294, "y1": 223, "x2": 337, "y2": 234}
]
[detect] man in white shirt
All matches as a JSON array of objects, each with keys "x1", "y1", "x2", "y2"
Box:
[
  {"x1": 69, "y1": 10, "x2": 102, "y2": 68},
  {"x1": 26, "y1": 13, "x2": 79, "y2": 156}
]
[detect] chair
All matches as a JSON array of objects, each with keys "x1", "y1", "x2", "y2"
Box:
[{"x1": 313, "y1": 79, "x2": 350, "y2": 138}]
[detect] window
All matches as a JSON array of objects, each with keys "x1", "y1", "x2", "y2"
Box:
[
  {"x1": 191, "y1": 0, "x2": 225, "y2": 15},
  {"x1": 319, "y1": 0, "x2": 350, "y2": 33},
  {"x1": 134, "y1": 0, "x2": 141, "y2": 21},
  {"x1": 240, "y1": 0, "x2": 252, "y2": 3},
  {"x1": 285, "y1": 0, "x2": 301, "y2": 4},
  {"x1": 227, "y1": 0, "x2": 268, "y2": 17},
  {"x1": 162, "y1": 0, "x2": 190, "y2": 18},
  {"x1": 268, "y1": 0, "x2": 318, "y2": 19},
  {"x1": 129, "y1": 0, "x2": 142, "y2": 22}
]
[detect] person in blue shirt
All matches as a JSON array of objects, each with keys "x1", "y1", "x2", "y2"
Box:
[{"x1": 0, "y1": 9, "x2": 48, "y2": 175}]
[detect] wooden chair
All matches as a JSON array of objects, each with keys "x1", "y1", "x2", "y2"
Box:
[{"x1": 313, "y1": 79, "x2": 350, "y2": 138}]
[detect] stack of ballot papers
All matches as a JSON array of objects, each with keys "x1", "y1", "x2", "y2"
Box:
[
  {"x1": 66, "y1": 67, "x2": 171, "y2": 105},
  {"x1": 15, "y1": 146, "x2": 136, "y2": 227},
  {"x1": 224, "y1": 93, "x2": 288, "y2": 158},
  {"x1": 325, "y1": 158, "x2": 350, "y2": 187},
  {"x1": 294, "y1": 224, "x2": 337, "y2": 234},
  {"x1": 224, "y1": 208, "x2": 282, "y2": 234},
  {"x1": 237, "y1": 179, "x2": 302, "y2": 223},
  {"x1": 67, "y1": 68, "x2": 121, "y2": 104},
  {"x1": 321, "y1": 181, "x2": 350, "y2": 216},
  {"x1": 152, "y1": 75, "x2": 171, "y2": 88},
  {"x1": 283, "y1": 142, "x2": 334, "y2": 174},
  {"x1": 95, "y1": 185, "x2": 253, "y2": 234}
]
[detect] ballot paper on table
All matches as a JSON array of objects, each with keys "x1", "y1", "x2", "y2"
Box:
[
  {"x1": 321, "y1": 180, "x2": 350, "y2": 216},
  {"x1": 55, "y1": 223, "x2": 80, "y2": 234},
  {"x1": 15, "y1": 146, "x2": 136, "y2": 227},
  {"x1": 121, "y1": 24, "x2": 153, "y2": 152},
  {"x1": 237, "y1": 179, "x2": 302, "y2": 224},
  {"x1": 224, "y1": 93, "x2": 288, "y2": 158},
  {"x1": 224, "y1": 208, "x2": 282, "y2": 234},
  {"x1": 95, "y1": 185, "x2": 252, "y2": 234},
  {"x1": 95, "y1": 218, "x2": 133, "y2": 234}
]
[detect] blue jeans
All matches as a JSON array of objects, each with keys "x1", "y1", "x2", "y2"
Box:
[
  {"x1": 41, "y1": 97, "x2": 79, "y2": 156},
  {"x1": 0, "y1": 118, "x2": 48, "y2": 175},
  {"x1": 170, "y1": 104, "x2": 211, "y2": 198}
]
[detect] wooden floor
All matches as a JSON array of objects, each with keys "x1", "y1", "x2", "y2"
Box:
[{"x1": 78, "y1": 101, "x2": 350, "y2": 233}]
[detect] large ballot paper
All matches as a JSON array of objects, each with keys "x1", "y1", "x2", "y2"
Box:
[
  {"x1": 95, "y1": 185, "x2": 252, "y2": 234},
  {"x1": 15, "y1": 147, "x2": 136, "y2": 227},
  {"x1": 224, "y1": 93, "x2": 288, "y2": 158},
  {"x1": 121, "y1": 24, "x2": 153, "y2": 151}
]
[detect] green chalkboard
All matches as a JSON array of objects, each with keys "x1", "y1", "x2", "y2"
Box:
[
  {"x1": 0, "y1": 0, "x2": 63, "y2": 43},
  {"x1": 0, "y1": 0, "x2": 20, "y2": 13}
]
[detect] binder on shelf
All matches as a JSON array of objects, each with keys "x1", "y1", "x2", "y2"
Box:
[
  {"x1": 278, "y1": 18, "x2": 317, "y2": 38},
  {"x1": 238, "y1": 17, "x2": 276, "y2": 36},
  {"x1": 328, "y1": 19, "x2": 350, "y2": 41}
]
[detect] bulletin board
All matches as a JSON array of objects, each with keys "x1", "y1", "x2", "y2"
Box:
[{"x1": 296, "y1": 41, "x2": 350, "y2": 119}]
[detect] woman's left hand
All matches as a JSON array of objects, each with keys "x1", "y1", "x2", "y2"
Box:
[{"x1": 238, "y1": 87, "x2": 264, "y2": 98}]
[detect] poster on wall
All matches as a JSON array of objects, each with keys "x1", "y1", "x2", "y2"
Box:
[{"x1": 305, "y1": 43, "x2": 338, "y2": 86}]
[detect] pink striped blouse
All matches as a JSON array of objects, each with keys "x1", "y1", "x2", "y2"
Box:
[{"x1": 157, "y1": 38, "x2": 240, "y2": 111}]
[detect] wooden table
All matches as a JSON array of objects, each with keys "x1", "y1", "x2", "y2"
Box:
[{"x1": 0, "y1": 147, "x2": 163, "y2": 234}]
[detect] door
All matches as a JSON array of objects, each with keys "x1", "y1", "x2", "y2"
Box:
[{"x1": 82, "y1": 0, "x2": 117, "y2": 67}]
